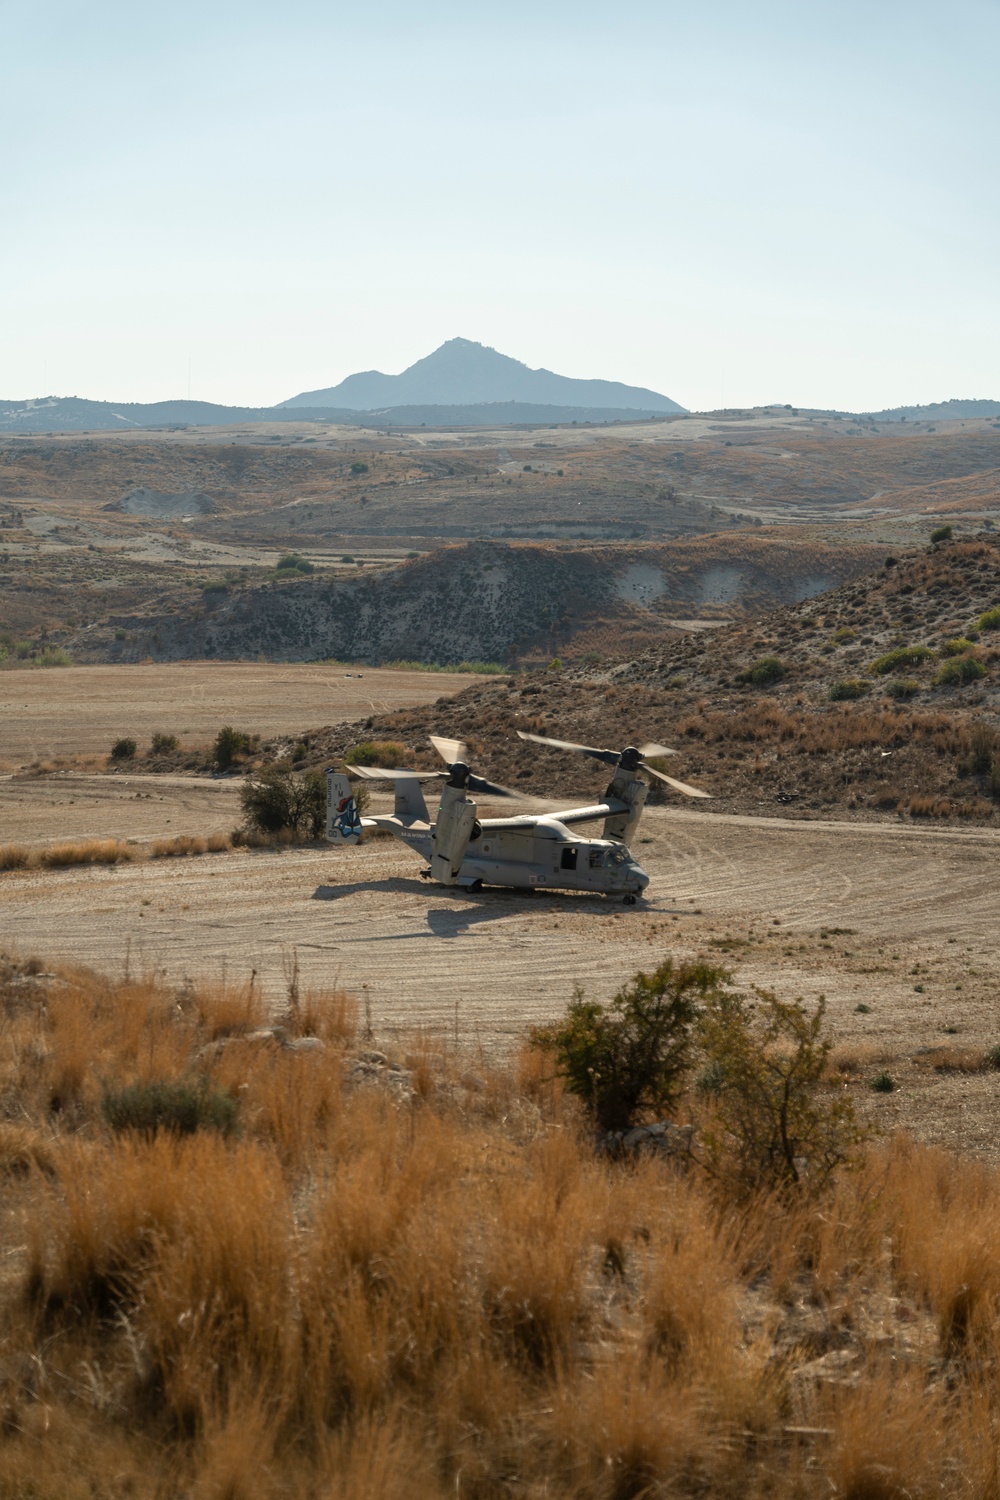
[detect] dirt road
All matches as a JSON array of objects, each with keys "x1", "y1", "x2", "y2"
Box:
[
  {"x1": 0, "y1": 662, "x2": 484, "y2": 766},
  {"x1": 3, "y1": 805, "x2": 997, "y2": 1064}
]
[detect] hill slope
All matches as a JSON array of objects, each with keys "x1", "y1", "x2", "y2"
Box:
[
  {"x1": 296, "y1": 538, "x2": 1000, "y2": 823},
  {"x1": 280, "y1": 338, "x2": 684, "y2": 413}
]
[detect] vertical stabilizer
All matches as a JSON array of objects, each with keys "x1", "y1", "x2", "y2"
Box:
[
  {"x1": 395, "y1": 777, "x2": 430, "y2": 822},
  {"x1": 326, "y1": 770, "x2": 363, "y2": 844}
]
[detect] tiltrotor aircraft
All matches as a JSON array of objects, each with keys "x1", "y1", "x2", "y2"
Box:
[{"x1": 325, "y1": 731, "x2": 708, "y2": 903}]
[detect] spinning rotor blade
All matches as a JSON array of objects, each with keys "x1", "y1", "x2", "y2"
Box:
[
  {"x1": 466, "y1": 774, "x2": 521, "y2": 799},
  {"x1": 429, "y1": 735, "x2": 467, "y2": 765},
  {"x1": 637, "y1": 742, "x2": 678, "y2": 759},
  {"x1": 515, "y1": 730, "x2": 619, "y2": 766},
  {"x1": 640, "y1": 762, "x2": 711, "y2": 799}
]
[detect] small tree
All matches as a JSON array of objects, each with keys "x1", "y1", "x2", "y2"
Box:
[
  {"x1": 110, "y1": 737, "x2": 137, "y2": 761},
  {"x1": 240, "y1": 765, "x2": 326, "y2": 838},
  {"x1": 930, "y1": 525, "x2": 953, "y2": 544},
  {"x1": 697, "y1": 990, "x2": 868, "y2": 1193},
  {"x1": 213, "y1": 726, "x2": 254, "y2": 770},
  {"x1": 530, "y1": 960, "x2": 729, "y2": 1132}
]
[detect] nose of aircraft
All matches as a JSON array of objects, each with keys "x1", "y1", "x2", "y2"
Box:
[{"x1": 631, "y1": 863, "x2": 650, "y2": 891}]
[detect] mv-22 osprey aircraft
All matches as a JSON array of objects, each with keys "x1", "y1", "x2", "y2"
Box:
[{"x1": 325, "y1": 732, "x2": 709, "y2": 904}]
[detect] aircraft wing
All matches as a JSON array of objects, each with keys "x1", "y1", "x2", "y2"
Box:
[{"x1": 481, "y1": 801, "x2": 625, "y2": 832}]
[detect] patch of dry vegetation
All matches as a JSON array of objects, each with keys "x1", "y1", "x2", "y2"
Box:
[
  {"x1": 2, "y1": 950, "x2": 1000, "y2": 1495},
  {"x1": 0, "y1": 833, "x2": 231, "y2": 871}
]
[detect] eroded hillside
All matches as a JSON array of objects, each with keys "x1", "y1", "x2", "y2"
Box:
[{"x1": 55, "y1": 535, "x2": 885, "y2": 667}]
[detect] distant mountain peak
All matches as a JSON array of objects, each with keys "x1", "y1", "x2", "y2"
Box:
[{"x1": 279, "y1": 339, "x2": 685, "y2": 414}]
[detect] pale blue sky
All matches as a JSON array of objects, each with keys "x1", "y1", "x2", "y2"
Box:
[{"x1": 2, "y1": 0, "x2": 997, "y2": 411}]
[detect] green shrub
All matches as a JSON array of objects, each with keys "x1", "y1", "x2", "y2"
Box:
[
  {"x1": 742, "y1": 656, "x2": 786, "y2": 685},
  {"x1": 350, "y1": 461, "x2": 369, "y2": 475},
  {"x1": 340, "y1": 554, "x2": 355, "y2": 563},
  {"x1": 985, "y1": 1046, "x2": 1000, "y2": 1071},
  {"x1": 213, "y1": 726, "x2": 256, "y2": 770},
  {"x1": 101, "y1": 1077, "x2": 239, "y2": 1138},
  {"x1": 698, "y1": 990, "x2": 869, "y2": 1192},
  {"x1": 940, "y1": 637, "x2": 974, "y2": 657},
  {"x1": 887, "y1": 678, "x2": 921, "y2": 700},
  {"x1": 343, "y1": 740, "x2": 407, "y2": 767},
  {"x1": 832, "y1": 626, "x2": 857, "y2": 644},
  {"x1": 869, "y1": 1071, "x2": 896, "y2": 1093},
  {"x1": 870, "y1": 645, "x2": 934, "y2": 675},
  {"x1": 829, "y1": 679, "x2": 869, "y2": 701},
  {"x1": 547, "y1": 658, "x2": 563, "y2": 671},
  {"x1": 977, "y1": 606, "x2": 1000, "y2": 632},
  {"x1": 275, "y1": 553, "x2": 314, "y2": 575},
  {"x1": 930, "y1": 525, "x2": 953, "y2": 544},
  {"x1": 150, "y1": 732, "x2": 178, "y2": 755},
  {"x1": 529, "y1": 960, "x2": 729, "y2": 1133},
  {"x1": 934, "y1": 657, "x2": 987, "y2": 686},
  {"x1": 239, "y1": 765, "x2": 326, "y2": 838},
  {"x1": 36, "y1": 646, "x2": 72, "y2": 667},
  {"x1": 110, "y1": 737, "x2": 137, "y2": 761}
]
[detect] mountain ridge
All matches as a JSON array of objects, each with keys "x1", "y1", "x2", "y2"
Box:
[{"x1": 279, "y1": 337, "x2": 685, "y2": 413}]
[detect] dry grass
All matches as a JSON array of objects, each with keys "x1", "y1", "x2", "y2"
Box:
[
  {"x1": 7, "y1": 953, "x2": 1000, "y2": 1495},
  {"x1": 0, "y1": 831, "x2": 232, "y2": 872}
]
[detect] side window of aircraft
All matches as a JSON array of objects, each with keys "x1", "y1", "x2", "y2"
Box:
[
  {"x1": 588, "y1": 849, "x2": 604, "y2": 869},
  {"x1": 560, "y1": 847, "x2": 578, "y2": 871}
]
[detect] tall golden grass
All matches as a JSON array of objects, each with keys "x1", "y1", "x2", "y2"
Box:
[
  {"x1": 5, "y1": 953, "x2": 1000, "y2": 1495},
  {"x1": 0, "y1": 831, "x2": 231, "y2": 871}
]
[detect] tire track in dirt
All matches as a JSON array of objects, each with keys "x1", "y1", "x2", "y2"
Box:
[{"x1": 2, "y1": 807, "x2": 997, "y2": 1052}]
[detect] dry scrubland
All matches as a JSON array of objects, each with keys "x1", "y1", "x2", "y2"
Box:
[
  {"x1": 304, "y1": 538, "x2": 1000, "y2": 821},
  {"x1": 4, "y1": 952, "x2": 1000, "y2": 1497},
  {"x1": 2, "y1": 415, "x2": 998, "y2": 669}
]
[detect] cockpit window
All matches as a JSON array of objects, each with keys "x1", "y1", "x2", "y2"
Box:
[{"x1": 607, "y1": 847, "x2": 628, "y2": 867}]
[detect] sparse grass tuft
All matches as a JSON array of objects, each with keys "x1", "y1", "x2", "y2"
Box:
[{"x1": 343, "y1": 739, "x2": 408, "y2": 767}]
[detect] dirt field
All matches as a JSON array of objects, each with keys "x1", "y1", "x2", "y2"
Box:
[
  {"x1": 0, "y1": 662, "x2": 484, "y2": 766},
  {"x1": 3, "y1": 795, "x2": 998, "y2": 1152}
]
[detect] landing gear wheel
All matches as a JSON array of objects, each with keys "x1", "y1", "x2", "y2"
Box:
[
  {"x1": 468, "y1": 879, "x2": 483, "y2": 893},
  {"x1": 623, "y1": 894, "x2": 637, "y2": 906}
]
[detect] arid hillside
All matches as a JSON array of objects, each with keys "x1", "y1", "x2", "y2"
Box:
[
  {"x1": 54, "y1": 534, "x2": 885, "y2": 667},
  {"x1": 297, "y1": 537, "x2": 1000, "y2": 822}
]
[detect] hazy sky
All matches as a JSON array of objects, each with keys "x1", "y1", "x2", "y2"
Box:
[{"x1": 2, "y1": 0, "x2": 998, "y2": 412}]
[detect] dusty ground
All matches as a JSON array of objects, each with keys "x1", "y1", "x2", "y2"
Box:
[
  {"x1": 0, "y1": 662, "x2": 484, "y2": 766},
  {"x1": 2, "y1": 795, "x2": 997, "y2": 1154}
]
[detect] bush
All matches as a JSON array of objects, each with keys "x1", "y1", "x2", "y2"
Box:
[
  {"x1": 275, "y1": 553, "x2": 314, "y2": 575},
  {"x1": 340, "y1": 554, "x2": 354, "y2": 563},
  {"x1": 940, "y1": 637, "x2": 975, "y2": 657},
  {"x1": 343, "y1": 740, "x2": 407, "y2": 767},
  {"x1": 934, "y1": 657, "x2": 987, "y2": 686},
  {"x1": 870, "y1": 645, "x2": 934, "y2": 675},
  {"x1": 101, "y1": 1077, "x2": 239, "y2": 1138},
  {"x1": 742, "y1": 656, "x2": 786, "y2": 685},
  {"x1": 239, "y1": 765, "x2": 326, "y2": 838},
  {"x1": 698, "y1": 990, "x2": 868, "y2": 1192},
  {"x1": 349, "y1": 461, "x2": 369, "y2": 475},
  {"x1": 829, "y1": 679, "x2": 869, "y2": 701},
  {"x1": 977, "y1": 606, "x2": 1000, "y2": 631},
  {"x1": 110, "y1": 737, "x2": 137, "y2": 761},
  {"x1": 150, "y1": 732, "x2": 178, "y2": 755},
  {"x1": 832, "y1": 626, "x2": 857, "y2": 644},
  {"x1": 930, "y1": 525, "x2": 953, "y2": 543},
  {"x1": 213, "y1": 725, "x2": 255, "y2": 770},
  {"x1": 870, "y1": 1071, "x2": 896, "y2": 1093},
  {"x1": 887, "y1": 677, "x2": 921, "y2": 699},
  {"x1": 529, "y1": 960, "x2": 729, "y2": 1133},
  {"x1": 37, "y1": 646, "x2": 73, "y2": 667}
]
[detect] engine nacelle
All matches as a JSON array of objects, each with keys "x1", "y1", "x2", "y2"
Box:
[
  {"x1": 602, "y1": 774, "x2": 647, "y2": 847},
  {"x1": 431, "y1": 781, "x2": 477, "y2": 884},
  {"x1": 326, "y1": 770, "x2": 363, "y2": 844}
]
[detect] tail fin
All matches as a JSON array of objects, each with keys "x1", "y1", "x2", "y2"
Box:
[{"x1": 326, "y1": 770, "x2": 363, "y2": 844}]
